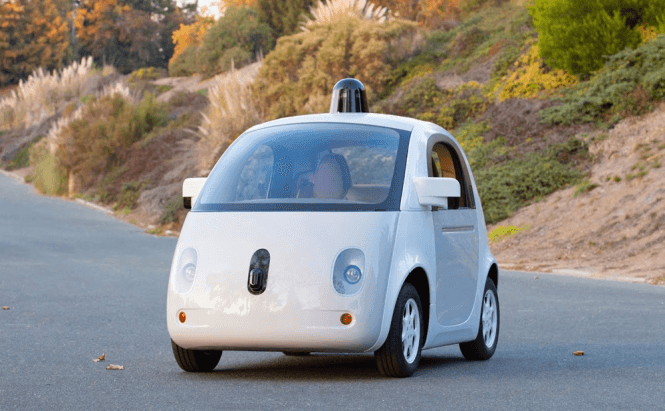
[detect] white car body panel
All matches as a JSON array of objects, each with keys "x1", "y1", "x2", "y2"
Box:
[
  {"x1": 167, "y1": 211, "x2": 399, "y2": 351},
  {"x1": 167, "y1": 112, "x2": 497, "y2": 353}
]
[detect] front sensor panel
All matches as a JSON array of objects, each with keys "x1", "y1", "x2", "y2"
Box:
[{"x1": 247, "y1": 249, "x2": 270, "y2": 295}]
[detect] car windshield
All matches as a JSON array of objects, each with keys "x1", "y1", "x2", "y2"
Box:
[{"x1": 195, "y1": 122, "x2": 410, "y2": 211}]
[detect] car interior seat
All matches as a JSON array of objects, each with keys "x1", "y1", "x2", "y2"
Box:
[{"x1": 311, "y1": 154, "x2": 352, "y2": 199}]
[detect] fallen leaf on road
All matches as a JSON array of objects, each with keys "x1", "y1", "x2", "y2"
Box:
[
  {"x1": 573, "y1": 351, "x2": 585, "y2": 356},
  {"x1": 106, "y1": 364, "x2": 124, "y2": 370},
  {"x1": 534, "y1": 276, "x2": 539, "y2": 279},
  {"x1": 93, "y1": 353, "x2": 106, "y2": 362},
  {"x1": 2, "y1": 306, "x2": 10, "y2": 310}
]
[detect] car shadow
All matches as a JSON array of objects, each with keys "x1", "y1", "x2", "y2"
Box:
[{"x1": 172, "y1": 353, "x2": 469, "y2": 382}]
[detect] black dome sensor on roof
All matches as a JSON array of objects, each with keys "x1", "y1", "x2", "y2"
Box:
[{"x1": 330, "y1": 78, "x2": 369, "y2": 114}]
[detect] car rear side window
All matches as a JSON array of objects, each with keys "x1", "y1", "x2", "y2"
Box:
[{"x1": 430, "y1": 142, "x2": 471, "y2": 209}]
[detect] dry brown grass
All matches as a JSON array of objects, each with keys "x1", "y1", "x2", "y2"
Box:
[
  {"x1": 0, "y1": 57, "x2": 106, "y2": 131},
  {"x1": 197, "y1": 62, "x2": 262, "y2": 173},
  {"x1": 301, "y1": 0, "x2": 390, "y2": 31}
]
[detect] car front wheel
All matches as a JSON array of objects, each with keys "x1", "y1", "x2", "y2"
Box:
[
  {"x1": 375, "y1": 282, "x2": 424, "y2": 378},
  {"x1": 459, "y1": 276, "x2": 499, "y2": 361},
  {"x1": 171, "y1": 339, "x2": 222, "y2": 372}
]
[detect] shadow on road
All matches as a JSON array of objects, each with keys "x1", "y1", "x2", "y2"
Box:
[{"x1": 165, "y1": 353, "x2": 469, "y2": 381}]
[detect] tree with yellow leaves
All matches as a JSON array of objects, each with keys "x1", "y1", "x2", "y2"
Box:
[
  {"x1": 24, "y1": 0, "x2": 70, "y2": 71},
  {"x1": 0, "y1": 0, "x2": 69, "y2": 86},
  {"x1": 0, "y1": 1, "x2": 26, "y2": 85},
  {"x1": 171, "y1": 16, "x2": 215, "y2": 63},
  {"x1": 75, "y1": 0, "x2": 131, "y2": 59},
  {"x1": 420, "y1": 0, "x2": 460, "y2": 27}
]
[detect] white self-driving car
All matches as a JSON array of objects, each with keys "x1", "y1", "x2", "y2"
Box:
[{"x1": 167, "y1": 79, "x2": 499, "y2": 377}]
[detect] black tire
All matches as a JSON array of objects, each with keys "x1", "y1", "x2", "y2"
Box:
[
  {"x1": 375, "y1": 282, "x2": 424, "y2": 378},
  {"x1": 171, "y1": 339, "x2": 222, "y2": 372},
  {"x1": 282, "y1": 352, "x2": 311, "y2": 356},
  {"x1": 459, "y1": 276, "x2": 500, "y2": 361}
]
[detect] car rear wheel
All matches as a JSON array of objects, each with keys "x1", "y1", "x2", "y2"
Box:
[
  {"x1": 459, "y1": 276, "x2": 499, "y2": 361},
  {"x1": 375, "y1": 282, "x2": 424, "y2": 378},
  {"x1": 171, "y1": 339, "x2": 222, "y2": 372}
]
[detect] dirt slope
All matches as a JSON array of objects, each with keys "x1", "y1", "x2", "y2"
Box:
[{"x1": 489, "y1": 104, "x2": 665, "y2": 285}]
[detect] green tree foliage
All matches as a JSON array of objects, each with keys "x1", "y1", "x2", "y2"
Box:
[
  {"x1": 119, "y1": 0, "x2": 195, "y2": 70},
  {"x1": 168, "y1": 45, "x2": 202, "y2": 77},
  {"x1": 530, "y1": 0, "x2": 665, "y2": 75},
  {"x1": 200, "y1": 6, "x2": 274, "y2": 76},
  {"x1": 170, "y1": 6, "x2": 274, "y2": 77},
  {"x1": 257, "y1": 0, "x2": 315, "y2": 38},
  {"x1": 253, "y1": 17, "x2": 418, "y2": 119},
  {"x1": 75, "y1": 0, "x2": 191, "y2": 74}
]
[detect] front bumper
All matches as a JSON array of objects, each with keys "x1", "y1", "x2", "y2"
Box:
[{"x1": 167, "y1": 282, "x2": 385, "y2": 352}]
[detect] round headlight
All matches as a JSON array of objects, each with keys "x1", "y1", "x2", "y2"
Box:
[
  {"x1": 175, "y1": 248, "x2": 198, "y2": 294},
  {"x1": 183, "y1": 263, "x2": 196, "y2": 282},
  {"x1": 332, "y1": 248, "x2": 365, "y2": 295},
  {"x1": 344, "y1": 265, "x2": 362, "y2": 284}
]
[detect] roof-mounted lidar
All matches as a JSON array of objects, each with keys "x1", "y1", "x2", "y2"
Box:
[{"x1": 330, "y1": 78, "x2": 369, "y2": 114}]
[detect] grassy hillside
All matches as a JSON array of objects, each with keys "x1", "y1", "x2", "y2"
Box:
[{"x1": 2, "y1": 0, "x2": 665, "y2": 233}]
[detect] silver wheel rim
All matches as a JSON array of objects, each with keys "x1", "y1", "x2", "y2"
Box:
[
  {"x1": 402, "y1": 298, "x2": 420, "y2": 364},
  {"x1": 482, "y1": 290, "x2": 497, "y2": 348}
]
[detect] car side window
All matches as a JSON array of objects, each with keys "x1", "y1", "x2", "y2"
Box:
[
  {"x1": 429, "y1": 143, "x2": 468, "y2": 209},
  {"x1": 234, "y1": 145, "x2": 274, "y2": 201}
]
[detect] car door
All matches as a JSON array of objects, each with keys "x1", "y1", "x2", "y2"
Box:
[{"x1": 430, "y1": 142, "x2": 479, "y2": 327}]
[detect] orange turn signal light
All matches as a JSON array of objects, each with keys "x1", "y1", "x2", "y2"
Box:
[
  {"x1": 178, "y1": 311, "x2": 186, "y2": 323},
  {"x1": 340, "y1": 313, "x2": 353, "y2": 325}
]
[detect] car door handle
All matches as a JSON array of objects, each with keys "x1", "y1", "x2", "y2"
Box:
[{"x1": 441, "y1": 226, "x2": 474, "y2": 233}]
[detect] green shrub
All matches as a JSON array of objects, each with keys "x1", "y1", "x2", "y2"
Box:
[
  {"x1": 369, "y1": 76, "x2": 489, "y2": 131},
  {"x1": 254, "y1": 17, "x2": 418, "y2": 119},
  {"x1": 136, "y1": 93, "x2": 167, "y2": 137},
  {"x1": 401, "y1": 79, "x2": 488, "y2": 130},
  {"x1": 488, "y1": 224, "x2": 530, "y2": 242},
  {"x1": 128, "y1": 67, "x2": 162, "y2": 84},
  {"x1": 473, "y1": 138, "x2": 588, "y2": 224},
  {"x1": 452, "y1": 120, "x2": 489, "y2": 152},
  {"x1": 159, "y1": 198, "x2": 182, "y2": 225},
  {"x1": 573, "y1": 180, "x2": 599, "y2": 197},
  {"x1": 113, "y1": 181, "x2": 143, "y2": 211},
  {"x1": 529, "y1": 0, "x2": 665, "y2": 75},
  {"x1": 155, "y1": 85, "x2": 173, "y2": 94},
  {"x1": 168, "y1": 46, "x2": 202, "y2": 77},
  {"x1": 540, "y1": 35, "x2": 665, "y2": 125},
  {"x1": 449, "y1": 26, "x2": 489, "y2": 59},
  {"x1": 6, "y1": 135, "x2": 44, "y2": 170},
  {"x1": 28, "y1": 140, "x2": 68, "y2": 196},
  {"x1": 54, "y1": 92, "x2": 166, "y2": 189},
  {"x1": 490, "y1": 43, "x2": 522, "y2": 81}
]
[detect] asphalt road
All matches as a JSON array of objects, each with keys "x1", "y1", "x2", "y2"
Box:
[{"x1": 1, "y1": 173, "x2": 665, "y2": 411}]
